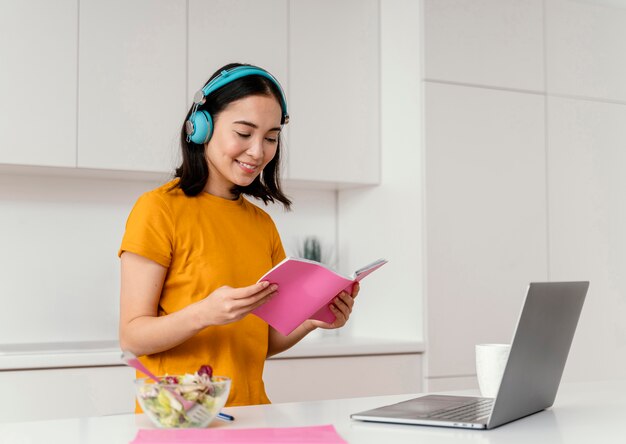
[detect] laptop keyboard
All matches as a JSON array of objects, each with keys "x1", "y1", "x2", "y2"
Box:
[{"x1": 428, "y1": 398, "x2": 494, "y2": 423}]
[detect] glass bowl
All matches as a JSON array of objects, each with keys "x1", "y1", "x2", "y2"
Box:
[{"x1": 134, "y1": 375, "x2": 231, "y2": 428}]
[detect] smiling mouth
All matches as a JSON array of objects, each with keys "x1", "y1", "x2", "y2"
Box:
[{"x1": 235, "y1": 160, "x2": 259, "y2": 172}]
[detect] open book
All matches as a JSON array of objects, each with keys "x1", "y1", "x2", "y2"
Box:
[{"x1": 252, "y1": 257, "x2": 388, "y2": 335}]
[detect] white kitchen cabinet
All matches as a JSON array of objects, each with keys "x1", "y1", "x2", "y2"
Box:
[
  {"x1": 287, "y1": 0, "x2": 380, "y2": 186},
  {"x1": 0, "y1": 366, "x2": 136, "y2": 423},
  {"x1": 424, "y1": 82, "x2": 548, "y2": 380},
  {"x1": 188, "y1": 0, "x2": 380, "y2": 187},
  {"x1": 547, "y1": 96, "x2": 626, "y2": 382},
  {"x1": 77, "y1": 0, "x2": 186, "y2": 173},
  {"x1": 0, "y1": 353, "x2": 421, "y2": 422},
  {"x1": 264, "y1": 353, "x2": 422, "y2": 403},
  {"x1": 424, "y1": 0, "x2": 544, "y2": 92},
  {"x1": 546, "y1": 0, "x2": 626, "y2": 102},
  {"x1": 0, "y1": 0, "x2": 77, "y2": 167},
  {"x1": 2, "y1": 0, "x2": 381, "y2": 189},
  {"x1": 187, "y1": 0, "x2": 288, "y2": 108}
]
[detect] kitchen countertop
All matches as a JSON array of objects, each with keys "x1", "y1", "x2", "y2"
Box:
[
  {"x1": 0, "y1": 380, "x2": 622, "y2": 444},
  {"x1": 0, "y1": 336, "x2": 424, "y2": 371},
  {"x1": 0, "y1": 340, "x2": 123, "y2": 370}
]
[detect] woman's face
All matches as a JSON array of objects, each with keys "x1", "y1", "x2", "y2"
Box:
[{"x1": 204, "y1": 94, "x2": 282, "y2": 199}]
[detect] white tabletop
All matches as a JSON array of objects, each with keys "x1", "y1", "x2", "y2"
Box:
[{"x1": 1, "y1": 379, "x2": 624, "y2": 444}]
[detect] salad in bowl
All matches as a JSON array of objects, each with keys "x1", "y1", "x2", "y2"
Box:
[{"x1": 135, "y1": 365, "x2": 231, "y2": 428}]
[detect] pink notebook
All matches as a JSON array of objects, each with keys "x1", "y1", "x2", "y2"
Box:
[
  {"x1": 131, "y1": 424, "x2": 347, "y2": 443},
  {"x1": 252, "y1": 257, "x2": 387, "y2": 335}
]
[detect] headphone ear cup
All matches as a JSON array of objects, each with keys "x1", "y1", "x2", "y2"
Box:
[{"x1": 188, "y1": 110, "x2": 213, "y2": 144}]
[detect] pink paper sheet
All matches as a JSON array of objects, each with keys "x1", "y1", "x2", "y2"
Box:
[{"x1": 130, "y1": 424, "x2": 347, "y2": 444}]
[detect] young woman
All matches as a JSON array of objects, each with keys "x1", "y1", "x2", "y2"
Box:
[{"x1": 118, "y1": 63, "x2": 359, "y2": 407}]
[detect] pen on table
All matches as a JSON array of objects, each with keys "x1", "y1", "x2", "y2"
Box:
[{"x1": 218, "y1": 412, "x2": 235, "y2": 421}]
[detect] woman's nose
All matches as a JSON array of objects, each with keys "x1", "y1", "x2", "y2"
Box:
[{"x1": 246, "y1": 139, "x2": 264, "y2": 159}]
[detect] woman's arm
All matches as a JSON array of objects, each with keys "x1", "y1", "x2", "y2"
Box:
[
  {"x1": 119, "y1": 252, "x2": 200, "y2": 356},
  {"x1": 266, "y1": 283, "x2": 359, "y2": 358},
  {"x1": 266, "y1": 320, "x2": 317, "y2": 358},
  {"x1": 119, "y1": 252, "x2": 278, "y2": 356}
]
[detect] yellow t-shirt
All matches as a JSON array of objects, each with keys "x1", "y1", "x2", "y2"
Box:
[{"x1": 118, "y1": 180, "x2": 285, "y2": 408}]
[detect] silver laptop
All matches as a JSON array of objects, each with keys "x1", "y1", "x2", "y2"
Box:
[{"x1": 351, "y1": 281, "x2": 589, "y2": 430}]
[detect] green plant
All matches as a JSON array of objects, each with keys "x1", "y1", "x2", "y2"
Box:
[{"x1": 302, "y1": 236, "x2": 322, "y2": 262}]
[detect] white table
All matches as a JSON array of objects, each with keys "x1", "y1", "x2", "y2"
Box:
[{"x1": 1, "y1": 380, "x2": 624, "y2": 443}]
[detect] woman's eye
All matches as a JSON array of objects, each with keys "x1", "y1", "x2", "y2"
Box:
[
  {"x1": 235, "y1": 132, "x2": 251, "y2": 138},
  {"x1": 265, "y1": 137, "x2": 278, "y2": 143}
]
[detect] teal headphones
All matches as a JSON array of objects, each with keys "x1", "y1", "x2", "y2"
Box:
[{"x1": 185, "y1": 66, "x2": 289, "y2": 145}]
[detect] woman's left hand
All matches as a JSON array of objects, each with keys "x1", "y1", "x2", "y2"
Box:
[
  {"x1": 308, "y1": 282, "x2": 360, "y2": 330},
  {"x1": 269, "y1": 283, "x2": 360, "y2": 358}
]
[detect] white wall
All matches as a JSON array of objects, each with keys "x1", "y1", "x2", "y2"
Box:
[
  {"x1": 337, "y1": 0, "x2": 423, "y2": 342},
  {"x1": 423, "y1": 0, "x2": 626, "y2": 390},
  {"x1": 0, "y1": 172, "x2": 153, "y2": 344}
]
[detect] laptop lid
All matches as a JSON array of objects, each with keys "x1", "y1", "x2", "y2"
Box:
[{"x1": 487, "y1": 281, "x2": 588, "y2": 428}]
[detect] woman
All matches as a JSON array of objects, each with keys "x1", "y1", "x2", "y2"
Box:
[{"x1": 118, "y1": 63, "x2": 359, "y2": 407}]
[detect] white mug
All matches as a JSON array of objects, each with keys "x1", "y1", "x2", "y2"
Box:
[{"x1": 475, "y1": 343, "x2": 511, "y2": 398}]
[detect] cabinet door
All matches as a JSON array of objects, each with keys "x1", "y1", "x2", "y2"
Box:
[
  {"x1": 424, "y1": 83, "x2": 547, "y2": 381},
  {"x1": 264, "y1": 354, "x2": 421, "y2": 402},
  {"x1": 77, "y1": 0, "x2": 186, "y2": 173},
  {"x1": 0, "y1": 0, "x2": 77, "y2": 167},
  {"x1": 187, "y1": 0, "x2": 288, "y2": 105},
  {"x1": 0, "y1": 366, "x2": 136, "y2": 422},
  {"x1": 288, "y1": 0, "x2": 380, "y2": 185}
]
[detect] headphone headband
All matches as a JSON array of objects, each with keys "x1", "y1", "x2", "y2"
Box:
[
  {"x1": 200, "y1": 67, "x2": 288, "y2": 117},
  {"x1": 186, "y1": 66, "x2": 289, "y2": 144}
]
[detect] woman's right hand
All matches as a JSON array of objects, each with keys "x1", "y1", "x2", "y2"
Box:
[{"x1": 196, "y1": 281, "x2": 278, "y2": 327}]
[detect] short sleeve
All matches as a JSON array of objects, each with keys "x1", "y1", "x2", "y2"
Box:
[{"x1": 118, "y1": 191, "x2": 174, "y2": 268}]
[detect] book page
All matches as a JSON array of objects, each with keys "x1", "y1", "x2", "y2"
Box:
[{"x1": 353, "y1": 258, "x2": 388, "y2": 281}]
